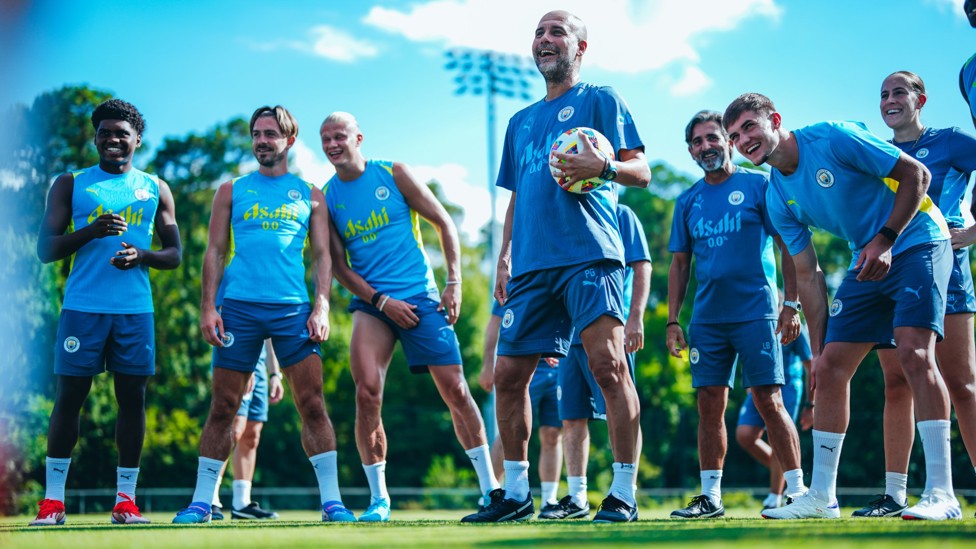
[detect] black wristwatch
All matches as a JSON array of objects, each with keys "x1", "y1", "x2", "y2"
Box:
[{"x1": 878, "y1": 226, "x2": 899, "y2": 243}]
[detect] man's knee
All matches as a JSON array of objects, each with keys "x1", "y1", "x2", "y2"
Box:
[
  {"x1": 239, "y1": 422, "x2": 263, "y2": 449},
  {"x1": 539, "y1": 425, "x2": 561, "y2": 448},
  {"x1": 355, "y1": 380, "x2": 384, "y2": 412},
  {"x1": 735, "y1": 425, "x2": 761, "y2": 448}
]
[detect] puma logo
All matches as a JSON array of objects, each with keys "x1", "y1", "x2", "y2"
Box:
[
  {"x1": 53, "y1": 468, "x2": 66, "y2": 474},
  {"x1": 903, "y1": 286, "x2": 923, "y2": 300},
  {"x1": 121, "y1": 474, "x2": 132, "y2": 480},
  {"x1": 206, "y1": 468, "x2": 218, "y2": 474},
  {"x1": 582, "y1": 280, "x2": 602, "y2": 288},
  {"x1": 819, "y1": 445, "x2": 836, "y2": 453}
]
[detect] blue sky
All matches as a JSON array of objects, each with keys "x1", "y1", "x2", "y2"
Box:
[{"x1": 2, "y1": 0, "x2": 973, "y2": 240}]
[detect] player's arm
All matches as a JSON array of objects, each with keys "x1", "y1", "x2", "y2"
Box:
[
  {"x1": 111, "y1": 179, "x2": 182, "y2": 271},
  {"x1": 265, "y1": 339, "x2": 284, "y2": 404},
  {"x1": 479, "y1": 314, "x2": 502, "y2": 392},
  {"x1": 200, "y1": 182, "x2": 233, "y2": 347},
  {"x1": 948, "y1": 129, "x2": 976, "y2": 249},
  {"x1": 855, "y1": 153, "x2": 930, "y2": 282},
  {"x1": 666, "y1": 252, "x2": 691, "y2": 358},
  {"x1": 613, "y1": 148, "x2": 652, "y2": 189},
  {"x1": 307, "y1": 186, "x2": 332, "y2": 342},
  {"x1": 328, "y1": 214, "x2": 420, "y2": 330},
  {"x1": 37, "y1": 173, "x2": 128, "y2": 263},
  {"x1": 495, "y1": 192, "x2": 516, "y2": 305},
  {"x1": 550, "y1": 136, "x2": 650, "y2": 190},
  {"x1": 774, "y1": 235, "x2": 800, "y2": 344},
  {"x1": 625, "y1": 260, "x2": 651, "y2": 353},
  {"x1": 792, "y1": 243, "x2": 828, "y2": 359},
  {"x1": 392, "y1": 162, "x2": 462, "y2": 324}
]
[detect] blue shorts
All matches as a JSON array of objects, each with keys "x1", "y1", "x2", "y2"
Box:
[
  {"x1": 826, "y1": 241, "x2": 952, "y2": 346},
  {"x1": 349, "y1": 293, "x2": 462, "y2": 374},
  {"x1": 946, "y1": 247, "x2": 976, "y2": 315},
  {"x1": 688, "y1": 319, "x2": 784, "y2": 389},
  {"x1": 213, "y1": 299, "x2": 320, "y2": 372},
  {"x1": 498, "y1": 260, "x2": 626, "y2": 358},
  {"x1": 529, "y1": 364, "x2": 561, "y2": 428},
  {"x1": 54, "y1": 310, "x2": 155, "y2": 377},
  {"x1": 558, "y1": 344, "x2": 636, "y2": 421},
  {"x1": 237, "y1": 351, "x2": 269, "y2": 422},
  {"x1": 737, "y1": 380, "x2": 802, "y2": 428}
]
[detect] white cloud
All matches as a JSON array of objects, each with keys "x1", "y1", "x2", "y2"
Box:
[
  {"x1": 247, "y1": 25, "x2": 379, "y2": 63},
  {"x1": 364, "y1": 0, "x2": 780, "y2": 82},
  {"x1": 669, "y1": 65, "x2": 712, "y2": 96},
  {"x1": 291, "y1": 138, "x2": 335, "y2": 186},
  {"x1": 409, "y1": 162, "x2": 510, "y2": 241},
  {"x1": 925, "y1": 0, "x2": 965, "y2": 16},
  {"x1": 0, "y1": 168, "x2": 26, "y2": 190}
]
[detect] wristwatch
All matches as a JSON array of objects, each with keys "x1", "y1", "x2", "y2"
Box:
[
  {"x1": 600, "y1": 158, "x2": 618, "y2": 181},
  {"x1": 783, "y1": 300, "x2": 801, "y2": 312}
]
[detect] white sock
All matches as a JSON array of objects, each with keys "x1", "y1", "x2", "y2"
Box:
[
  {"x1": 609, "y1": 462, "x2": 637, "y2": 506},
  {"x1": 884, "y1": 472, "x2": 908, "y2": 505},
  {"x1": 503, "y1": 460, "x2": 530, "y2": 501},
  {"x1": 541, "y1": 481, "x2": 559, "y2": 505},
  {"x1": 763, "y1": 492, "x2": 783, "y2": 508},
  {"x1": 191, "y1": 457, "x2": 224, "y2": 505},
  {"x1": 917, "y1": 419, "x2": 953, "y2": 496},
  {"x1": 309, "y1": 451, "x2": 343, "y2": 505},
  {"x1": 363, "y1": 462, "x2": 390, "y2": 503},
  {"x1": 116, "y1": 467, "x2": 139, "y2": 504},
  {"x1": 212, "y1": 469, "x2": 224, "y2": 506},
  {"x1": 700, "y1": 470, "x2": 722, "y2": 505},
  {"x1": 45, "y1": 457, "x2": 71, "y2": 502},
  {"x1": 466, "y1": 445, "x2": 500, "y2": 494},
  {"x1": 784, "y1": 468, "x2": 806, "y2": 496},
  {"x1": 810, "y1": 430, "x2": 845, "y2": 503},
  {"x1": 567, "y1": 476, "x2": 587, "y2": 508},
  {"x1": 232, "y1": 479, "x2": 252, "y2": 509}
]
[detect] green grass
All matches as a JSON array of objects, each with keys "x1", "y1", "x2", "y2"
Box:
[{"x1": 2, "y1": 509, "x2": 975, "y2": 548}]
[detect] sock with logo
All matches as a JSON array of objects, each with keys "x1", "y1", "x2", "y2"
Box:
[
  {"x1": 810, "y1": 430, "x2": 845, "y2": 503},
  {"x1": 917, "y1": 419, "x2": 953, "y2": 496},
  {"x1": 609, "y1": 462, "x2": 637, "y2": 506},
  {"x1": 191, "y1": 457, "x2": 224, "y2": 505},
  {"x1": 884, "y1": 472, "x2": 908, "y2": 506},
  {"x1": 567, "y1": 476, "x2": 588, "y2": 508},
  {"x1": 309, "y1": 451, "x2": 343, "y2": 505},
  {"x1": 466, "y1": 444, "x2": 500, "y2": 494},
  {"x1": 503, "y1": 460, "x2": 530, "y2": 501},
  {"x1": 363, "y1": 461, "x2": 390, "y2": 504},
  {"x1": 116, "y1": 467, "x2": 139, "y2": 504},
  {"x1": 44, "y1": 457, "x2": 72, "y2": 502},
  {"x1": 232, "y1": 479, "x2": 252, "y2": 510},
  {"x1": 701, "y1": 470, "x2": 722, "y2": 505}
]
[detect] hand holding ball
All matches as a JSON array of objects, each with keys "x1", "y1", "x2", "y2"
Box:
[{"x1": 549, "y1": 127, "x2": 615, "y2": 194}]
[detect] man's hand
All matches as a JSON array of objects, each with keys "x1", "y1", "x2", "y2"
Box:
[
  {"x1": 950, "y1": 225, "x2": 976, "y2": 250},
  {"x1": 550, "y1": 130, "x2": 607, "y2": 190},
  {"x1": 382, "y1": 298, "x2": 420, "y2": 330},
  {"x1": 479, "y1": 364, "x2": 494, "y2": 393},
  {"x1": 494, "y1": 263, "x2": 511, "y2": 305},
  {"x1": 269, "y1": 374, "x2": 285, "y2": 404},
  {"x1": 110, "y1": 242, "x2": 144, "y2": 270},
  {"x1": 307, "y1": 306, "x2": 330, "y2": 342},
  {"x1": 624, "y1": 315, "x2": 644, "y2": 353},
  {"x1": 87, "y1": 213, "x2": 127, "y2": 239},
  {"x1": 438, "y1": 284, "x2": 461, "y2": 324},
  {"x1": 854, "y1": 234, "x2": 893, "y2": 281},
  {"x1": 666, "y1": 324, "x2": 687, "y2": 358},
  {"x1": 776, "y1": 307, "x2": 800, "y2": 344},
  {"x1": 200, "y1": 307, "x2": 224, "y2": 347},
  {"x1": 800, "y1": 406, "x2": 814, "y2": 431}
]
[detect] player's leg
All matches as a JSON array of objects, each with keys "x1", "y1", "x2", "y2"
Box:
[
  {"x1": 111, "y1": 373, "x2": 151, "y2": 524},
  {"x1": 735, "y1": 396, "x2": 778, "y2": 508},
  {"x1": 537, "y1": 426, "x2": 562, "y2": 504},
  {"x1": 763, "y1": 340, "x2": 871, "y2": 519},
  {"x1": 494, "y1": 355, "x2": 541, "y2": 497},
  {"x1": 938, "y1": 313, "x2": 976, "y2": 468},
  {"x1": 751, "y1": 386, "x2": 803, "y2": 499},
  {"x1": 232, "y1": 356, "x2": 276, "y2": 520},
  {"x1": 532, "y1": 367, "x2": 562, "y2": 511},
  {"x1": 211, "y1": 413, "x2": 247, "y2": 519},
  {"x1": 349, "y1": 311, "x2": 395, "y2": 520},
  {"x1": 853, "y1": 349, "x2": 912, "y2": 517}
]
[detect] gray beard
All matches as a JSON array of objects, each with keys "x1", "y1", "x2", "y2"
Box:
[
  {"x1": 538, "y1": 57, "x2": 573, "y2": 84},
  {"x1": 696, "y1": 152, "x2": 726, "y2": 173}
]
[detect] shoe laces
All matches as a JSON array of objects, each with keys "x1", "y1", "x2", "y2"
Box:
[
  {"x1": 37, "y1": 499, "x2": 64, "y2": 517},
  {"x1": 114, "y1": 493, "x2": 142, "y2": 515},
  {"x1": 482, "y1": 490, "x2": 510, "y2": 512},
  {"x1": 600, "y1": 494, "x2": 630, "y2": 513},
  {"x1": 686, "y1": 495, "x2": 710, "y2": 509},
  {"x1": 177, "y1": 504, "x2": 207, "y2": 516},
  {"x1": 864, "y1": 494, "x2": 888, "y2": 509}
]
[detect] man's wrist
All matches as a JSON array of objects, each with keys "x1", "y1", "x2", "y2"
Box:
[
  {"x1": 878, "y1": 226, "x2": 899, "y2": 243},
  {"x1": 269, "y1": 372, "x2": 281, "y2": 379}
]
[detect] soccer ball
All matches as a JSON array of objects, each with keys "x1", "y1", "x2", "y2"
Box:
[{"x1": 549, "y1": 127, "x2": 615, "y2": 194}]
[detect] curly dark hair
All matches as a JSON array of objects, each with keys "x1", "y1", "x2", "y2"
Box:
[{"x1": 91, "y1": 99, "x2": 146, "y2": 136}]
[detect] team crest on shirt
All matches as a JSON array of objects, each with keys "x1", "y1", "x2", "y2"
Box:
[
  {"x1": 134, "y1": 188, "x2": 151, "y2": 202},
  {"x1": 221, "y1": 332, "x2": 235, "y2": 348},
  {"x1": 375, "y1": 186, "x2": 391, "y2": 201},
  {"x1": 63, "y1": 336, "x2": 80, "y2": 353},
  {"x1": 916, "y1": 148, "x2": 929, "y2": 159},
  {"x1": 689, "y1": 347, "x2": 700, "y2": 364},
  {"x1": 816, "y1": 169, "x2": 835, "y2": 188},
  {"x1": 829, "y1": 299, "x2": 843, "y2": 317},
  {"x1": 288, "y1": 189, "x2": 301, "y2": 201},
  {"x1": 557, "y1": 106, "x2": 574, "y2": 122},
  {"x1": 728, "y1": 191, "x2": 744, "y2": 205},
  {"x1": 502, "y1": 309, "x2": 515, "y2": 329}
]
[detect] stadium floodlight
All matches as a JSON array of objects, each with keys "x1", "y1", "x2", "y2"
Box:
[{"x1": 445, "y1": 48, "x2": 535, "y2": 283}]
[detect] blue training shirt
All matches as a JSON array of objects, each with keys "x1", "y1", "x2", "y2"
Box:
[
  {"x1": 497, "y1": 82, "x2": 644, "y2": 277},
  {"x1": 669, "y1": 167, "x2": 779, "y2": 324},
  {"x1": 220, "y1": 171, "x2": 314, "y2": 304},
  {"x1": 62, "y1": 165, "x2": 159, "y2": 314},
  {"x1": 767, "y1": 121, "x2": 949, "y2": 267},
  {"x1": 325, "y1": 160, "x2": 438, "y2": 301},
  {"x1": 570, "y1": 203, "x2": 651, "y2": 346},
  {"x1": 890, "y1": 127, "x2": 976, "y2": 229}
]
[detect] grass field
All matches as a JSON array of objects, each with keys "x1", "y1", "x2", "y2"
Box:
[{"x1": 2, "y1": 508, "x2": 975, "y2": 548}]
